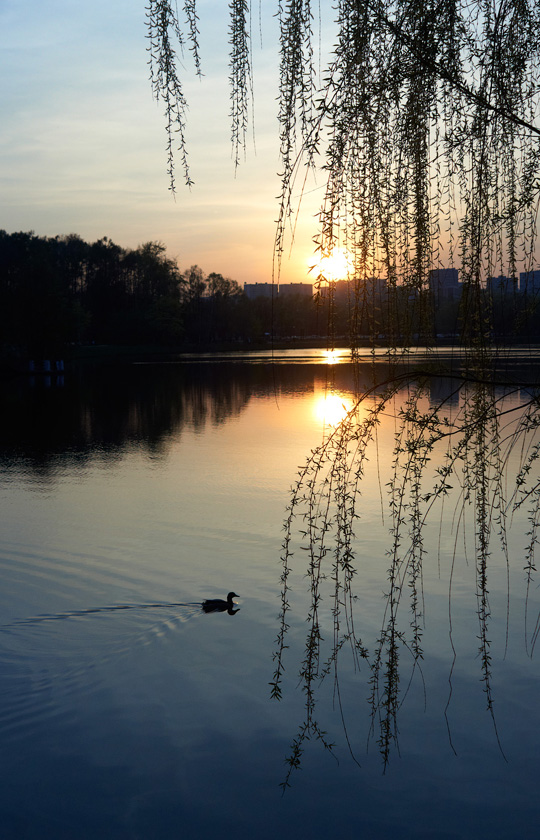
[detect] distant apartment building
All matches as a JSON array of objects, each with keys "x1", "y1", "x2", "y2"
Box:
[
  {"x1": 429, "y1": 268, "x2": 461, "y2": 303},
  {"x1": 243, "y1": 282, "x2": 274, "y2": 299},
  {"x1": 328, "y1": 277, "x2": 387, "y2": 303},
  {"x1": 243, "y1": 282, "x2": 313, "y2": 299},
  {"x1": 333, "y1": 279, "x2": 351, "y2": 302},
  {"x1": 278, "y1": 282, "x2": 313, "y2": 298},
  {"x1": 366, "y1": 277, "x2": 388, "y2": 302},
  {"x1": 519, "y1": 270, "x2": 540, "y2": 295},
  {"x1": 486, "y1": 275, "x2": 518, "y2": 296}
]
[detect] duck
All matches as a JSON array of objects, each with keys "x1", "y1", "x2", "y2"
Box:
[{"x1": 202, "y1": 592, "x2": 239, "y2": 614}]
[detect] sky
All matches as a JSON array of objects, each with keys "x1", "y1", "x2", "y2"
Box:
[{"x1": 0, "y1": 0, "x2": 328, "y2": 286}]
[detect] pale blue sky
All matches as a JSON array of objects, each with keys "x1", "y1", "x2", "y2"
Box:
[{"x1": 0, "y1": 0, "x2": 326, "y2": 285}]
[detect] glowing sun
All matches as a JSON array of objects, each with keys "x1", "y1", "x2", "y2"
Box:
[{"x1": 308, "y1": 248, "x2": 353, "y2": 282}]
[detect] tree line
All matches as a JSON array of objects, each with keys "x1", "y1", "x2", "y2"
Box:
[
  {"x1": 0, "y1": 231, "x2": 329, "y2": 357},
  {"x1": 1, "y1": 231, "x2": 538, "y2": 360}
]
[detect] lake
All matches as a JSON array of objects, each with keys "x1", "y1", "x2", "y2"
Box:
[{"x1": 0, "y1": 349, "x2": 539, "y2": 839}]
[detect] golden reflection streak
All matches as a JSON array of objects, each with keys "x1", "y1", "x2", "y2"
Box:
[
  {"x1": 313, "y1": 392, "x2": 354, "y2": 427},
  {"x1": 322, "y1": 349, "x2": 342, "y2": 365}
]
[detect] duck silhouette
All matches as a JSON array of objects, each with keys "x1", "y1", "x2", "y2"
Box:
[{"x1": 202, "y1": 592, "x2": 240, "y2": 615}]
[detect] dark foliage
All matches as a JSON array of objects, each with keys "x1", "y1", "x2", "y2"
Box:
[{"x1": 0, "y1": 231, "x2": 330, "y2": 355}]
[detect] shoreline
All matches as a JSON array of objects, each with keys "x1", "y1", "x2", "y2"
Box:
[{"x1": 3, "y1": 340, "x2": 540, "y2": 381}]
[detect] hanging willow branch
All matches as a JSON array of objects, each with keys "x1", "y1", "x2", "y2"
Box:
[
  {"x1": 146, "y1": 0, "x2": 255, "y2": 187},
  {"x1": 147, "y1": 2, "x2": 540, "y2": 300},
  {"x1": 146, "y1": 1, "x2": 197, "y2": 191},
  {"x1": 229, "y1": 0, "x2": 253, "y2": 168}
]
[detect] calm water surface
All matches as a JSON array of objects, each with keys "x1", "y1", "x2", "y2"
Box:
[{"x1": 0, "y1": 352, "x2": 539, "y2": 839}]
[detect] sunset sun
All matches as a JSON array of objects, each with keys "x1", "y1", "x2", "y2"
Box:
[{"x1": 308, "y1": 248, "x2": 353, "y2": 282}]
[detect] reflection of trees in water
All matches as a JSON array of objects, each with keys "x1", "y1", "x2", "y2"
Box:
[
  {"x1": 0, "y1": 361, "x2": 344, "y2": 478},
  {"x1": 272, "y1": 359, "x2": 540, "y2": 786},
  {"x1": 0, "y1": 363, "x2": 255, "y2": 475}
]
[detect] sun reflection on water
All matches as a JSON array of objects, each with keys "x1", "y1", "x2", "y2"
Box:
[
  {"x1": 322, "y1": 349, "x2": 345, "y2": 365},
  {"x1": 313, "y1": 391, "x2": 354, "y2": 427}
]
